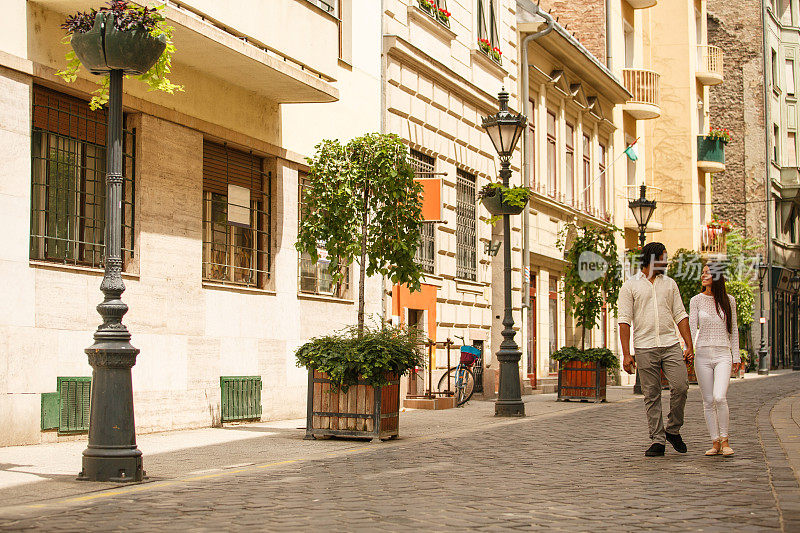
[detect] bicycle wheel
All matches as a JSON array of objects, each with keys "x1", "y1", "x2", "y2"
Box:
[{"x1": 436, "y1": 366, "x2": 475, "y2": 406}]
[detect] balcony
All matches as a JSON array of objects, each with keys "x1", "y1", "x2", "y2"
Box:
[
  {"x1": 626, "y1": 0, "x2": 657, "y2": 8},
  {"x1": 624, "y1": 185, "x2": 663, "y2": 233},
  {"x1": 697, "y1": 136, "x2": 726, "y2": 173},
  {"x1": 696, "y1": 45, "x2": 724, "y2": 86},
  {"x1": 700, "y1": 224, "x2": 727, "y2": 257},
  {"x1": 621, "y1": 69, "x2": 661, "y2": 120}
]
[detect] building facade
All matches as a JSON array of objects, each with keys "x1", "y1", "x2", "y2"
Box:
[{"x1": 0, "y1": 0, "x2": 384, "y2": 446}]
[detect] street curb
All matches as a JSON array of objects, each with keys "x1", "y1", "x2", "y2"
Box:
[{"x1": 758, "y1": 389, "x2": 800, "y2": 532}]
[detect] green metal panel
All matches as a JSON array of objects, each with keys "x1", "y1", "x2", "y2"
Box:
[
  {"x1": 41, "y1": 392, "x2": 60, "y2": 430},
  {"x1": 57, "y1": 377, "x2": 91, "y2": 434},
  {"x1": 697, "y1": 136, "x2": 726, "y2": 164},
  {"x1": 220, "y1": 376, "x2": 262, "y2": 422}
]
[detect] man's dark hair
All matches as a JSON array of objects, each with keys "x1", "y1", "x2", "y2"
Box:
[{"x1": 640, "y1": 242, "x2": 667, "y2": 269}]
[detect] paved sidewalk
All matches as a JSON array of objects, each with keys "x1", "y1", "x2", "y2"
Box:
[{"x1": 0, "y1": 371, "x2": 798, "y2": 531}]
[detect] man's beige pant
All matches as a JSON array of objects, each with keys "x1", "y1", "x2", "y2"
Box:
[{"x1": 635, "y1": 343, "x2": 689, "y2": 445}]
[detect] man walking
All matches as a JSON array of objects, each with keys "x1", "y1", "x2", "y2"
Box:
[{"x1": 619, "y1": 242, "x2": 694, "y2": 457}]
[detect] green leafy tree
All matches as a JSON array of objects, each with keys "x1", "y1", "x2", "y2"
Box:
[
  {"x1": 296, "y1": 133, "x2": 425, "y2": 336},
  {"x1": 557, "y1": 224, "x2": 622, "y2": 350}
]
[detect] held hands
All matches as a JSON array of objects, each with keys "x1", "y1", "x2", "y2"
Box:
[
  {"x1": 683, "y1": 347, "x2": 694, "y2": 364},
  {"x1": 623, "y1": 354, "x2": 636, "y2": 375}
]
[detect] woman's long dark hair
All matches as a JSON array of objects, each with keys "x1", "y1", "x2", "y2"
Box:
[{"x1": 705, "y1": 262, "x2": 733, "y2": 334}]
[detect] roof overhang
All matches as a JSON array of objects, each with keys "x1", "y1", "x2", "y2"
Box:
[{"x1": 30, "y1": 0, "x2": 339, "y2": 104}]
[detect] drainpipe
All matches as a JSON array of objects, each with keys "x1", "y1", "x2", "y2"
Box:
[
  {"x1": 761, "y1": 0, "x2": 774, "y2": 371},
  {"x1": 520, "y1": 8, "x2": 555, "y2": 313},
  {"x1": 606, "y1": 0, "x2": 613, "y2": 70}
]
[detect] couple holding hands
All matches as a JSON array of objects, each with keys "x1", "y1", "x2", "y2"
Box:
[{"x1": 619, "y1": 242, "x2": 743, "y2": 457}]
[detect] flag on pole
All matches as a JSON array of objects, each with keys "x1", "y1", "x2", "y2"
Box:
[{"x1": 623, "y1": 139, "x2": 639, "y2": 161}]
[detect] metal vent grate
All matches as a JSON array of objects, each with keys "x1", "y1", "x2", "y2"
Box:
[{"x1": 220, "y1": 376, "x2": 263, "y2": 422}]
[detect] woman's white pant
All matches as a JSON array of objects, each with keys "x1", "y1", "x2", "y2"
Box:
[{"x1": 695, "y1": 347, "x2": 732, "y2": 441}]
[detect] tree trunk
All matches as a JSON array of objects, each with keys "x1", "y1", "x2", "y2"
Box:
[{"x1": 357, "y1": 185, "x2": 370, "y2": 337}]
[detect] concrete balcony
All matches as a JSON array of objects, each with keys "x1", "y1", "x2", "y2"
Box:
[
  {"x1": 696, "y1": 45, "x2": 724, "y2": 86},
  {"x1": 621, "y1": 69, "x2": 661, "y2": 120},
  {"x1": 626, "y1": 0, "x2": 658, "y2": 8},
  {"x1": 697, "y1": 136, "x2": 726, "y2": 173},
  {"x1": 700, "y1": 224, "x2": 727, "y2": 257},
  {"x1": 624, "y1": 185, "x2": 663, "y2": 233}
]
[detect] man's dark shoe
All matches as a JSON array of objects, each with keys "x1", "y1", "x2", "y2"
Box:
[
  {"x1": 645, "y1": 443, "x2": 665, "y2": 457},
  {"x1": 666, "y1": 432, "x2": 687, "y2": 453}
]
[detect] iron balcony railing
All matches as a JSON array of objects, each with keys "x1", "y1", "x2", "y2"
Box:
[
  {"x1": 697, "y1": 45, "x2": 724, "y2": 84},
  {"x1": 700, "y1": 225, "x2": 727, "y2": 256},
  {"x1": 622, "y1": 68, "x2": 661, "y2": 108}
]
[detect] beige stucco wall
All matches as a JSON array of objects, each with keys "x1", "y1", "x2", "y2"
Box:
[{"x1": 0, "y1": 0, "x2": 383, "y2": 445}]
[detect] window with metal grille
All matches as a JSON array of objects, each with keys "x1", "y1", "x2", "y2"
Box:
[
  {"x1": 566, "y1": 123, "x2": 575, "y2": 206},
  {"x1": 298, "y1": 174, "x2": 350, "y2": 297},
  {"x1": 546, "y1": 111, "x2": 557, "y2": 198},
  {"x1": 202, "y1": 141, "x2": 272, "y2": 288},
  {"x1": 598, "y1": 143, "x2": 607, "y2": 217},
  {"x1": 456, "y1": 169, "x2": 477, "y2": 281},
  {"x1": 583, "y1": 134, "x2": 592, "y2": 211},
  {"x1": 410, "y1": 150, "x2": 436, "y2": 275},
  {"x1": 30, "y1": 85, "x2": 135, "y2": 268}
]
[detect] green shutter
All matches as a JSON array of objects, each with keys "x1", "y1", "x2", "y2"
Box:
[
  {"x1": 41, "y1": 392, "x2": 60, "y2": 430},
  {"x1": 57, "y1": 377, "x2": 91, "y2": 434},
  {"x1": 220, "y1": 376, "x2": 262, "y2": 422}
]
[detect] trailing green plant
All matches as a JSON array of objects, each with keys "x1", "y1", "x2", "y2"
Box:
[
  {"x1": 295, "y1": 323, "x2": 425, "y2": 391},
  {"x1": 550, "y1": 346, "x2": 620, "y2": 370},
  {"x1": 478, "y1": 182, "x2": 531, "y2": 224},
  {"x1": 57, "y1": 0, "x2": 183, "y2": 110},
  {"x1": 296, "y1": 133, "x2": 424, "y2": 335},
  {"x1": 556, "y1": 223, "x2": 622, "y2": 350}
]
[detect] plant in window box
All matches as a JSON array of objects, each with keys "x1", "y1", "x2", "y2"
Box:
[
  {"x1": 57, "y1": 0, "x2": 183, "y2": 110},
  {"x1": 478, "y1": 182, "x2": 531, "y2": 223},
  {"x1": 705, "y1": 127, "x2": 731, "y2": 143},
  {"x1": 554, "y1": 223, "x2": 623, "y2": 402},
  {"x1": 478, "y1": 38, "x2": 492, "y2": 53},
  {"x1": 418, "y1": 0, "x2": 436, "y2": 15},
  {"x1": 436, "y1": 7, "x2": 451, "y2": 25},
  {"x1": 297, "y1": 323, "x2": 424, "y2": 440}
]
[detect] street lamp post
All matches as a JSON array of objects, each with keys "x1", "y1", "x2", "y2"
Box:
[
  {"x1": 791, "y1": 273, "x2": 800, "y2": 371},
  {"x1": 78, "y1": 69, "x2": 142, "y2": 482},
  {"x1": 482, "y1": 89, "x2": 527, "y2": 417},
  {"x1": 758, "y1": 257, "x2": 770, "y2": 375},
  {"x1": 628, "y1": 184, "x2": 657, "y2": 395}
]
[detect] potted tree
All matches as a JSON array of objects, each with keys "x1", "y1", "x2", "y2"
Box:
[
  {"x1": 553, "y1": 224, "x2": 622, "y2": 402},
  {"x1": 296, "y1": 133, "x2": 426, "y2": 440},
  {"x1": 57, "y1": 0, "x2": 182, "y2": 109}
]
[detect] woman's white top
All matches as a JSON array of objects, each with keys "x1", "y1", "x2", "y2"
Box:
[{"x1": 689, "y1": 293, "x2": 740, "y2": 362}]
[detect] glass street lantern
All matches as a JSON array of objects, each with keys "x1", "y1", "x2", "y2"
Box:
[
  {"x1": 481, "y1": 89, "x2": 526, "y2": 162},
  {"x1": 628, "y1": 184, "x2": 657, "y2": 248}
]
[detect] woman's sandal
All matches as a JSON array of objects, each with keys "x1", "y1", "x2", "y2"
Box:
[
  {"x1": 705, "y1": 439, "x2": 721, "y2": 456},
  {"x1": 720, "y1": 438, "x2": 734, "y2": 457}
]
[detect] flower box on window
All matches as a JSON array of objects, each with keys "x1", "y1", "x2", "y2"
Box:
[
  {"x1": 418, "y1": 0, "x2": 451, "y2": 28},
  {"x1": 478, "y1": 39, "x2": 502, "y2": 64}
]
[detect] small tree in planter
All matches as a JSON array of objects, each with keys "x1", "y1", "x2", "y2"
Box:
[
  {"x1": 57, "y1": 1, "x2": 183, "y2": 110},
  {"x1": 554, "y1": 223, "x2": 622, "y2": 402},
  {"x1": 296, "y1": 133, "x2": 425, "y2": 439},
  {"x1": 297, "y1": 324, "x2": 424, "y2": 440}
]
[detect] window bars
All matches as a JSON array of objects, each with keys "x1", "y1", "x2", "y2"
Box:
[
  {"x1": 30, "y1": 85, "x2": 135, "y2": 268},
  {"x1": 410, "y1": 150, "x2": 437, "y2": 275},
  {"x1": 202, "y1": 141, "x2": 272, "y2": 289},
  {"x1": 298, "y1": 175, "x2": 350, "y2": 297},
  {"x1": 456, "y1": 168, "x2": 477, "y2": 281}
]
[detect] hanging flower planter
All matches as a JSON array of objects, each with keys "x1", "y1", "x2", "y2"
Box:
[
  {"x1": 479, "y1": 183, "x2": 530, "y2": 217},
  {"x1": 70, "y1": 12, "x2": 166, "y2": 75}
]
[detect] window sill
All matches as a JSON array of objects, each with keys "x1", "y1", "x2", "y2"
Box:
[
  {"x1": 455, "y1": 278, "x2": 486, "y2": 295},
  {"x1": 297, "y1": 292, "x2": 354, "y2": 304},
  {"x1": 421, "y1": 273, "x2": 445, "y2": 288},
  {"x1": 407, "y1": 5, "x2": 457, "y2": 43},
  {"x1": 202, "y1": 281, "x2": 276, "y2": 296},
  {"x1": 29, "y1": 260, "x2": 140, "y2": 280},
  {"x1": 471, "y1": 49, "x2": 506, "y2": 78}
]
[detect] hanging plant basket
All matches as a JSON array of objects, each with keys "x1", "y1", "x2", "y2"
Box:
[
  {"x1": 70, "y1": 12, "x2": 167, "y2": 75},
  {"x1": 479, "y1": 185, "x2": 528, "y2": 216}
]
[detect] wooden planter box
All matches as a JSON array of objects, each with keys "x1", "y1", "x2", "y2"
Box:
[
  {"x1": 557, "y1": 361, "x2": 607, "y2": 403},
  {"x1": 305, "y1": 370, "x2": 400, "y2": 441}
]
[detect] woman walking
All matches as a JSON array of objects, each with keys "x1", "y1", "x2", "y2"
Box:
[{"x1": 689, "y1": 263, "x2": 743, "y2": 457}]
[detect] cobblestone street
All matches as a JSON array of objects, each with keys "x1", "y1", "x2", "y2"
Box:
[{"x1": 1, "y1": 373, "x2": 799, "y2": 531}]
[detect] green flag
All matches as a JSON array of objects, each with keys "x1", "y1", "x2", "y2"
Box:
[{"x1": 624, "y1": 142, "x2": 638, "y2": 161}]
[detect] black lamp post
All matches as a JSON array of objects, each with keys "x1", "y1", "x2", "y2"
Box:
[
  {"x1": 758, "y1": 257, "x2": 770, "y2": 375},
  {"x1": 791, "y1": 273, "x2": 800, "y2": 371},
  {"x1": 482, "y1": 89, "x2": 527, "y2": 417},
  {"x1": 628, "y1": 184, "x2": 657, "y2": 395}
]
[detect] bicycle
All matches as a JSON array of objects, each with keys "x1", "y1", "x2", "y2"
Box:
[{"x1": 436, "y1": 336, "x2": 482, "y2": 406}]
